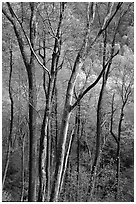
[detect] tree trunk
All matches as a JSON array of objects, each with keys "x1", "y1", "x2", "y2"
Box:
[
  {"x1": 2, "y1": 43, "x2": 13, "y2": 189},
  {"x1": 88, "y1": 76, "x2": 105, "y2": 199},
  {"x1": 115, "y1": 107, "x2": 123, "y2": 200},
  {"x1": 46, "y1": 119, "x2": 51, "y2": 201},
  {"x1": 86, "y1": 26, "x2": 119, "y2": 200},
  {"x1": 54, "y1": 87, "x2": 58, "y2": 161},
  {"x1": 76, "y1": 103, "x2": 80, "y2": 201},
  {"x1": 21, "y1": 134, "x2": 25, "y2": 201},
  {"x1": 115, "y1": 141, "x2": 120, "y2": 200},
  {"x1": 38, "y1": 85, "x2": 52, "y2": 201},
  {"x1": 110, "y1": 92, "x2": 130, "y2": 201},
  {"x1": 60, "y1": 128, "x2": 75, "y2": 194},
  {"x1": 27, "y1": 66, "x2": 37, "y2": 201},
  {"x1": 38, "y1": 47, "x2": 60, "y2": 202},
  {"x1": 50, "y1": 104, "x2": 72, "y2": 201},
  {"x1": 27, "y1": 4, "x2": 38, "y2": 201},
  {"x1": 86, "y1": 32, "x2": 107, "y2": 199}
]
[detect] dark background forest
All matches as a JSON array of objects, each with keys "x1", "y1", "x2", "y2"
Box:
[{"x1": 2, "y1": 2, "x2": 134, "y2": 202}]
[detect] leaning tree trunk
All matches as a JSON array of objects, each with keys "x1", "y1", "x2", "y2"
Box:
[
  {"x1": 2, "y1": 43, "x2": 14, "y2": 189},
  {"x1": 59, "y1": 128, "x2": 75, "y2": 195}
]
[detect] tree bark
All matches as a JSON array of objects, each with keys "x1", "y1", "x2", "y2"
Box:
[
  {"x1": 27, "y1": 4, "x2": 38, "y2": 201},
  {"x1": 76, "y1": 103, "x2": 80, "y2": 201},
  {"x1": 59, "y1": 128, "x2": 75, "y2": 194},
  {"x1": 27, "y1": 63, "x2": 37, "y2": 201},
  {"x1": 2, "y1": 43, "x2": 14, "y2": 189},
  {"x1": 21, "y1": 133, "x2": 25, "y2": 202}
]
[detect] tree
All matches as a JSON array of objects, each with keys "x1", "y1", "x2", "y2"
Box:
[
  {"x1": 86, "y1": 5, "x2": 131, "y2": 199},
  {"x1": 38, "y1": 3, "x2": 66, "y2": 201},
  {"x1": 50, "y1": 2, "x2": 123, "y2": 201},
  {"x1": 110, "y1": 54, "x2": 133, "y2": 200},
  {"x1": 3, "y1": 3, "x2": 39, "y2": 201}
]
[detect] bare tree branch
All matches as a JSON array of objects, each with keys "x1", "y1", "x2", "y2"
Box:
[
  {"x1": 5, "y1": 3, "x2": 51, "y2": 79},
  {"x1": 71, "y1": 50, "x2": 119, "y2": 111}
]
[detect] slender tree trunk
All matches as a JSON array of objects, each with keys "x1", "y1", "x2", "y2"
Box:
[
  {"x1": 60, "y1": 128, "x2": 75, "y2": 194},
  {"x1": 76, "y1": 103, "x2": 80, "y2": 201},
  {"x1": 86, "y1": 26, "x2": 119, "y2": 200},
  {"x1": 86, "y1": 54, "x2": 107, "y2": 200},
  {"x1": 2, "y1": 143, "x2": 11, "y2": 190},
  {"x1": 46, "y1": 120, "x2": 51, "y2": 201},
  {"x1": 2, "y1": 43, "x2": 13, "y2": 189},
  {"x1": 21, "y1": 133, "x2": 25, "y2": 201},
  {"x1": 38, "y1": 54, "x2": 60, "y2": 201},
  {"x1": 68, "y1": 160, "x2": 72, "y2": 201},
  {"x1": 115, "y1": 107, "x2": 123, "y2": 200},
  {"x1": 88, "y1": 79, "x2": 105, "y2": 199},
  {"x1": 38, "y1": 87, "x2": 52, "y2": 201},
  {"x1": 110, "y1": 90, "x2": 130, "y2": 201},
  {"x1": 115, "y1": 141, "x2": 120, "y2": 200},
  {"x1": 27, "y1": 4, "x2": 38, "y2": 201},
  {"x1": 38, "y1": 33, "x2": 48, "y2": 201},
  {"x1": 54, "y1": 87, "x2": 58, "y2": 160},
  {"x1": 63, "y1": 160, "x2": 69, "y2": 201},
  {"x1": 27, "y1": 66, "x2": 37, "y2": 201},
  {"x1": 50, "y1": 103, "x2": 72, "y2": 201}
]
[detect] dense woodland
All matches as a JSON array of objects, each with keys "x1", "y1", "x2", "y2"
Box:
[{"x1": 2, "y1": 2, "x2": 134, "y2": 202}]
